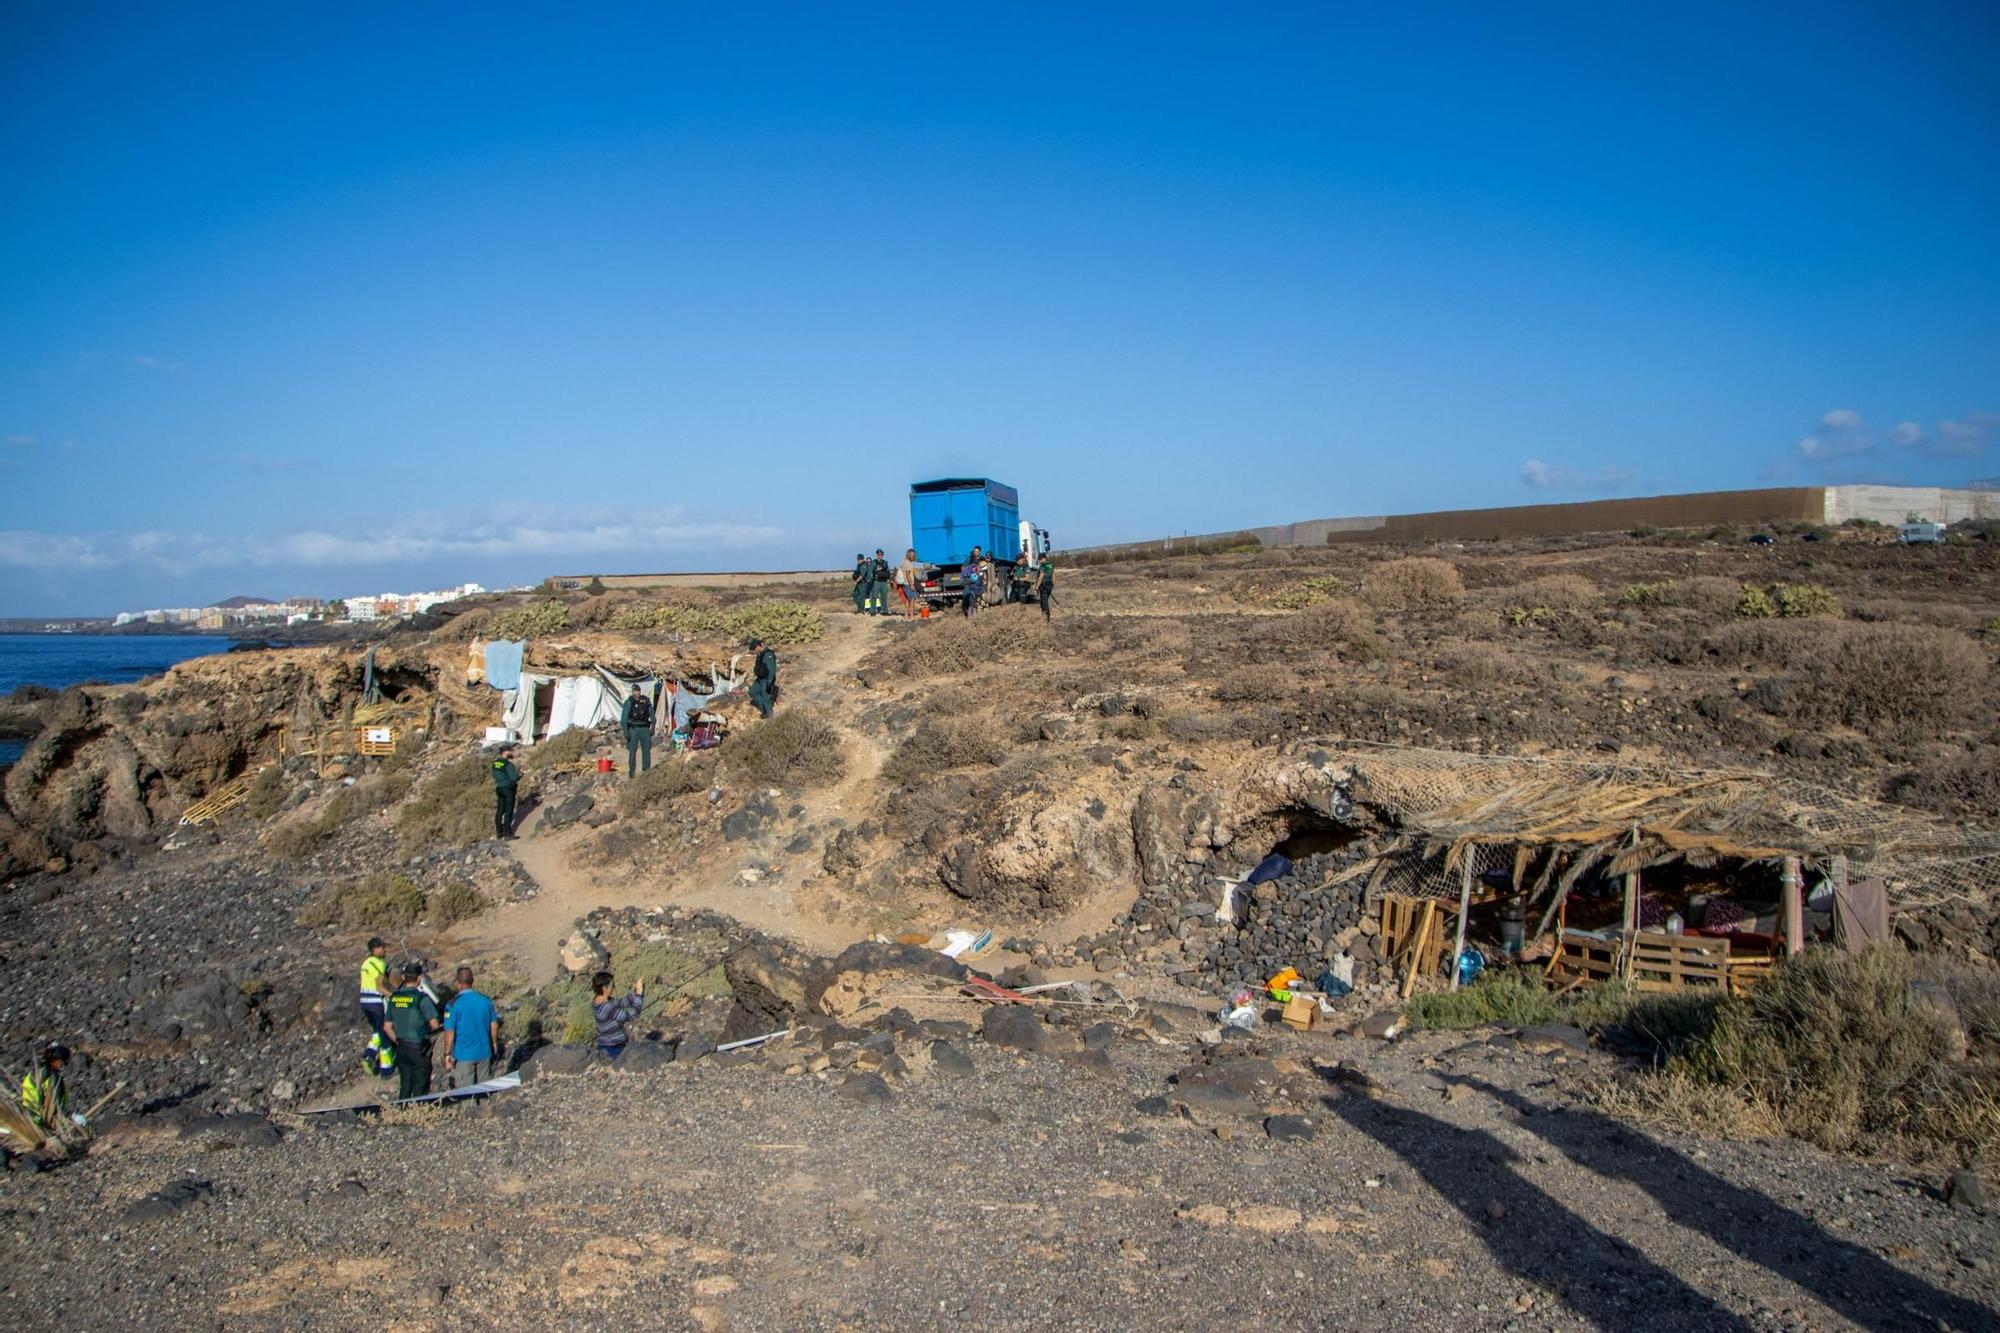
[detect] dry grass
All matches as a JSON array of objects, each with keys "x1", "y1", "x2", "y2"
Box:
[
  {"x1": 727, "y1": 707, "x2": 845, "y2": 789},
  {"x1": 242, "y1": 766, "x2": 287, "y2": 821},
  {"x1": 524, "y1": 728, "x2": 593, "y2": 771},
  {"x1": 1290, "y1": 597, "x2": 1386, "y2": 659},
  {"x1": 867, "y1": 606, "x2": 1052, "y2": 678},
  {"x1": 1886, "y1": 745, "x2": 2000, "y2": 820},
  {"x1": 1365, "y1": 558, "x2": 1464, "y2": 611},
  {"x1": 1499, "y1": 573, "x2": 1599, "y2": 611},
  {"x1": 298, "y1": 872, "x2": 427, "y2": 929}
]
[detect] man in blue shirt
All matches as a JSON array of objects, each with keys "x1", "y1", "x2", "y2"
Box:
[{"x1": 441, "y1": 966, "x2": 500, "y2": 1089}]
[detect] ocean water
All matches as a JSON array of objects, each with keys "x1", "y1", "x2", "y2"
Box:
[{"x1": 0, "y1": 633, "x2": 234, "y2": 766}]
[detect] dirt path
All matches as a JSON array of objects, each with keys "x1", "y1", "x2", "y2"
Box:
[{"x1": 465, "y1": 615, "x2": 900, "y2": 981}]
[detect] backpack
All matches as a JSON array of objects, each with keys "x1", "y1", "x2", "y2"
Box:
[{"x1": 627, "y1": 694, "x2": 653, "y2": 729}]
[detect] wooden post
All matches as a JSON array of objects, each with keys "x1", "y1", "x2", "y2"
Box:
[
  {"x1": 1621, "y1": 826, "x2": 1641, "y2": 937},
  {"x1": 1449, "y1": 847, "x2": 1476, "y2": 992},
  {"x1": 1781, "y1": 855, "x2": 1805, "y2": 956}
]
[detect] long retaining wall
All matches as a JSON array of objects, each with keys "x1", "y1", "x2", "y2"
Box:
[{"x1": 1067, "y1": 484, "x2": 1988, "y2": 556}]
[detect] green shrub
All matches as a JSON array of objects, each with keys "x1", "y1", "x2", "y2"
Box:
[
  {"x1": 394, "y1": 755, "x2": 494, "y2": 851},
  {"x1": 1620, "y1": 581, "x2": 1672, "y2": 606},
  {"x1": 882, "y1": 718, "x2": 1003, "y2": 786},
  {"x1": 299, "y1": 872, "x2": 427, "y2": 929},
  {"x1": 720, "y1": 599, "x2": 824, "y2": 646},
  {"x1": 1270, "y1": 575, "x2": 1345, "y2": 610},
  {"x1": 563, "y1": 997, "x2": 596, "y2": 1044},
  {"x1": 727, "y1": 707, "x2": 845, "y2": 789},
  {"x1": 607, "y1": 603, "x2": 725, "y2": 634},
  {"x1": 429, "y1": 880, "x2": 485, "y2": 927},
  {"x1": 1408, "y1": 971, "x2": 1561, "y2": 1030},
  {"x1": 1735, "y1": 585, "x2": 1776, "y2": 618},
  {"x1": 1979, "y1": 616, "x2": 2000, "y2": 640},
  {"x1": 1771, "y1": 583, "x2": 1841, "y2": 618},
  {"x1": 488, "y1": 600, "x2": 570, "y2": 640}
]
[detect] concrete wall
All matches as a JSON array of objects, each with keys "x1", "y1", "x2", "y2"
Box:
[
  {"x1": 1823, "y1": 486, "x2": 1990, "y2": 525},
  {"x1": 548, "y1": 570, "x2": 842, "y2": 591},
  {"x1": 1325, "y1": 488, "x2": 1826, "y2": 544}
]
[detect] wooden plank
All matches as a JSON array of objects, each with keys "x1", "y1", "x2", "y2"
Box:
[
  {"x1": 1626, "y1": 930, "x2": 1728, "y2": 992},
  {"x1": 1401, "y1": 901, "x2": 1438, "y2": 999}
]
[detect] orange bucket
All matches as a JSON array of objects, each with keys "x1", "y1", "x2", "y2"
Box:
[
  {"x1": 919, "y1": 606, "x2": 931, "y2": 619},
  {"x1": 596, "y1": 757, "x2": 614, "y2": 773}
]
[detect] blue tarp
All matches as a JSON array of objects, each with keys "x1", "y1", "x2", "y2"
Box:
[
  {"x1": 484, "y1": 640, "x2": 526, "y2": 692},
  {"x1": 1245, "y1": 853, "x2": 1293, "y2": 885}
]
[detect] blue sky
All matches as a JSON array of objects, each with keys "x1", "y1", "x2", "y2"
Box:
[{"x1": 2, "y1": 2, "x2": 1995, "y2": 615}]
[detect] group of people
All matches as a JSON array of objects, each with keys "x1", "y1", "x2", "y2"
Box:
[
  {"x1": 357, "y1": 937, "x2": 656, "y2": 1100},
  {"x1": 853, "y1": 546, "x2": 1054, "y2": 621},
  {"x1": 484, "y1": 638, "x2": 784, "y2": 839},
  {"x1": 357, "y1": 938, "x2": 501, "y2": 1101}
]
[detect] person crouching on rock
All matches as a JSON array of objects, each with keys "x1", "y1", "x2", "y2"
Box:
[
  {"x1": 20, "y1": 1043, "x2": 70, "y2": 1128},
  {"x1": 491, "y1": 745, "x2": 519, "y2": 840},
  {"x1": 592, "y1": 970, "x2": 645, "y2": 1061},
  {"x1": 385, "y1": 962, "x2": 442, "y2": 1100}
]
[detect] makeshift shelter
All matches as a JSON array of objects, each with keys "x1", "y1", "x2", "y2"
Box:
[{"x1": 1257, "y1": 742, "x2": 2000, "y2": 997}]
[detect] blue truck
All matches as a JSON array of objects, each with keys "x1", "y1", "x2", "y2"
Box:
[{"x1": 908, "y1": 478, "x2": 1051, "y2": 606}]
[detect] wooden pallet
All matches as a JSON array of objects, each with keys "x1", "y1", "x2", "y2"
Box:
[
  {"x1": 1381, "y1": 894, "x2": 1448, "y2": 997},
  {"x1": 1547, "y1": 930, "x2": 1624, "y2": 990},
  {"x1": 1625, "y1": 930, "x2": 1729, "y2": 993},
  {"x1": 1726, "y1": 955, "x2": 1777, "y2": 997},
  {"x1": 177, "y1": 768, "x2": 266, "y2": 826}
]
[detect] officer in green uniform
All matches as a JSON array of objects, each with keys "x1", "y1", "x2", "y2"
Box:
[
  {"x1": 492, "y1": 745, "x2": 519, "y2": 839},
  {"x1": 851, "y1": 553, "x2": 871, "y2": 613},
  {"x1": 384, "y1": 963, "x2": 441, "y2": 1100},
  {"x1": 748, "y1": 638, "x2": 779, "y2": 718}
]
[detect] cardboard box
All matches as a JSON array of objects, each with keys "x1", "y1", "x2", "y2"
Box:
[{"x1": 1282, "y1": 993, "x2": 1317, "y2": 1031}]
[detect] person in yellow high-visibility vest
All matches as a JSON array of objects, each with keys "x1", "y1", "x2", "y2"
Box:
[{"x1": 20, "y1": 1044, "x2": 70, "y2": 1127}]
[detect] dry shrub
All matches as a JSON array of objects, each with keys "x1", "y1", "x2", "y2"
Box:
[
  {"x1": 1665, "y1": 576, "x2": 1742, "y2": 616},
  {"x1": 1291, "y1": 596, "x2": 1381, "y2": 652},
  {"x1": 242, "y1": 766, "x2": 287, "y2": 821},
  {"x1": 1433, "y1": 643, "x2": 1523, "y2": 688},
  {"x1": 429, "y1": 880, "x2": 486, "y2": 926},
  {"x1": 394, "y1": 755, "x2": 494, "y2": 851},
  {"x1": 1790, "y1": 624, "x2": 1988, "y2": 731},
  {"x1": 622, "y1": 753, "x2": 718, "y2": 810},
  {"x1": 1700, "y1": 619, "x2": 1840, "y2": 668},
  {"x1": 1885, "y1": 745, "x2": 2000, "y2": 820},
  {"x1": 881, "y1": 718, "x2": 1004, "y2": 786},
  {"x1": 727, "y1": 707, "x2": 844, "y2": 789},
  {"x1": 1663, "y1": 947, "x2": 2000, "y2": 1166},
  {"x1": 1506, "y1": 573, "x2": 1599, "y2": 611},
  {"x1": 1211, "y1": 664, "x2": 1295, "y2": 703},
  {"x1": 868, "y1": 606, "x2": 1051, "y2": 678},
  {"x1": 1365, "y1": 558, "x2": 1464, "y2": 611}
]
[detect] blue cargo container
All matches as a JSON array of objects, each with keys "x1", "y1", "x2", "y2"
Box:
[{"x1": 909, "y1": 478, "x2": 1020, "y2": 568}]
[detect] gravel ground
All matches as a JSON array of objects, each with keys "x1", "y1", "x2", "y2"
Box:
[{"x1": 4, "y1": 1015, "x2": 1994, "y2": 1331}]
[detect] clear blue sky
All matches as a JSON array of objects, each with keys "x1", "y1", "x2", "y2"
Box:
[{"x1": 2, "y1": 2, "x2": 1995, "y2": 614}]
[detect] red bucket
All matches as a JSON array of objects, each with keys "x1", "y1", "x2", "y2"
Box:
[{"x1": 596, "y1": 757, "x2": 614, "y2": 774}]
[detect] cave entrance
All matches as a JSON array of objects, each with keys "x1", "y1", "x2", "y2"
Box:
[{"x1": 1271, "y1": 812, "x2": 1366, "y2": 862}]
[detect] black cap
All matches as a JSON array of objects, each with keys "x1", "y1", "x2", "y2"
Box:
[
  {"x1": 368, "y1": 936, "x2": 386, "y2": 950},
  {"x1": 402, "y1": 962, "x2": 422, "y2": 979},
  {"x1": 44, "y1": 1043, "x2": 70, "y2": 1064}
]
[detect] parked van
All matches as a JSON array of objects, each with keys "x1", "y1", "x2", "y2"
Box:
[{"x1": 1899, "y1": 521, "x2": 1945, "y2": 545}]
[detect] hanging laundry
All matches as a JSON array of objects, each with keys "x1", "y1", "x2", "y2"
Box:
[{"x1": 484, "y1": 640, "x2": 526, "y2": 692}]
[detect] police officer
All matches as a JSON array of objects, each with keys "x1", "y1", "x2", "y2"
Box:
[
  {"x1": 491, "y1": 745, "x2": 519, "y2": 840},
  {"x1": 620, "y1": 684, "x2": 655, "y2": 776},
  {"x1": 1036, "y1": 555, "x2": 1055, "y2": 622},
  {"x1": 383, "y1": 963, "x2": 442, "y2": 1100},
  {"x1": 748, "y1": 638, "x2": 779, "y2": 718},
  {"x1": 851, "y1": 553, "x2": 871, "y2": 613}
]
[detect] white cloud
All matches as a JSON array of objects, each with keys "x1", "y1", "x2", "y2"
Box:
[
  {"x1": 130, "y1": 354, "x2": 185, "y2": 372},
  {"x1": 4, "y1": 435, "x2": 31, "y2": 448},
  {"x1": 1794, "y1": 407, "x2": 1994, "y2": 468},
  {"x1": 1520, "y1": 459, "x2": 1632, "y2": 492},
  {"x1": 1797, "y1": 407, "x2": 1875, "y2": 462},
  {"x1": 231, "y1": 452, "x2": 315, "y2": 473},
  {"x1": 0, "y1": 503, "x2": 787, "y2": 577}
]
